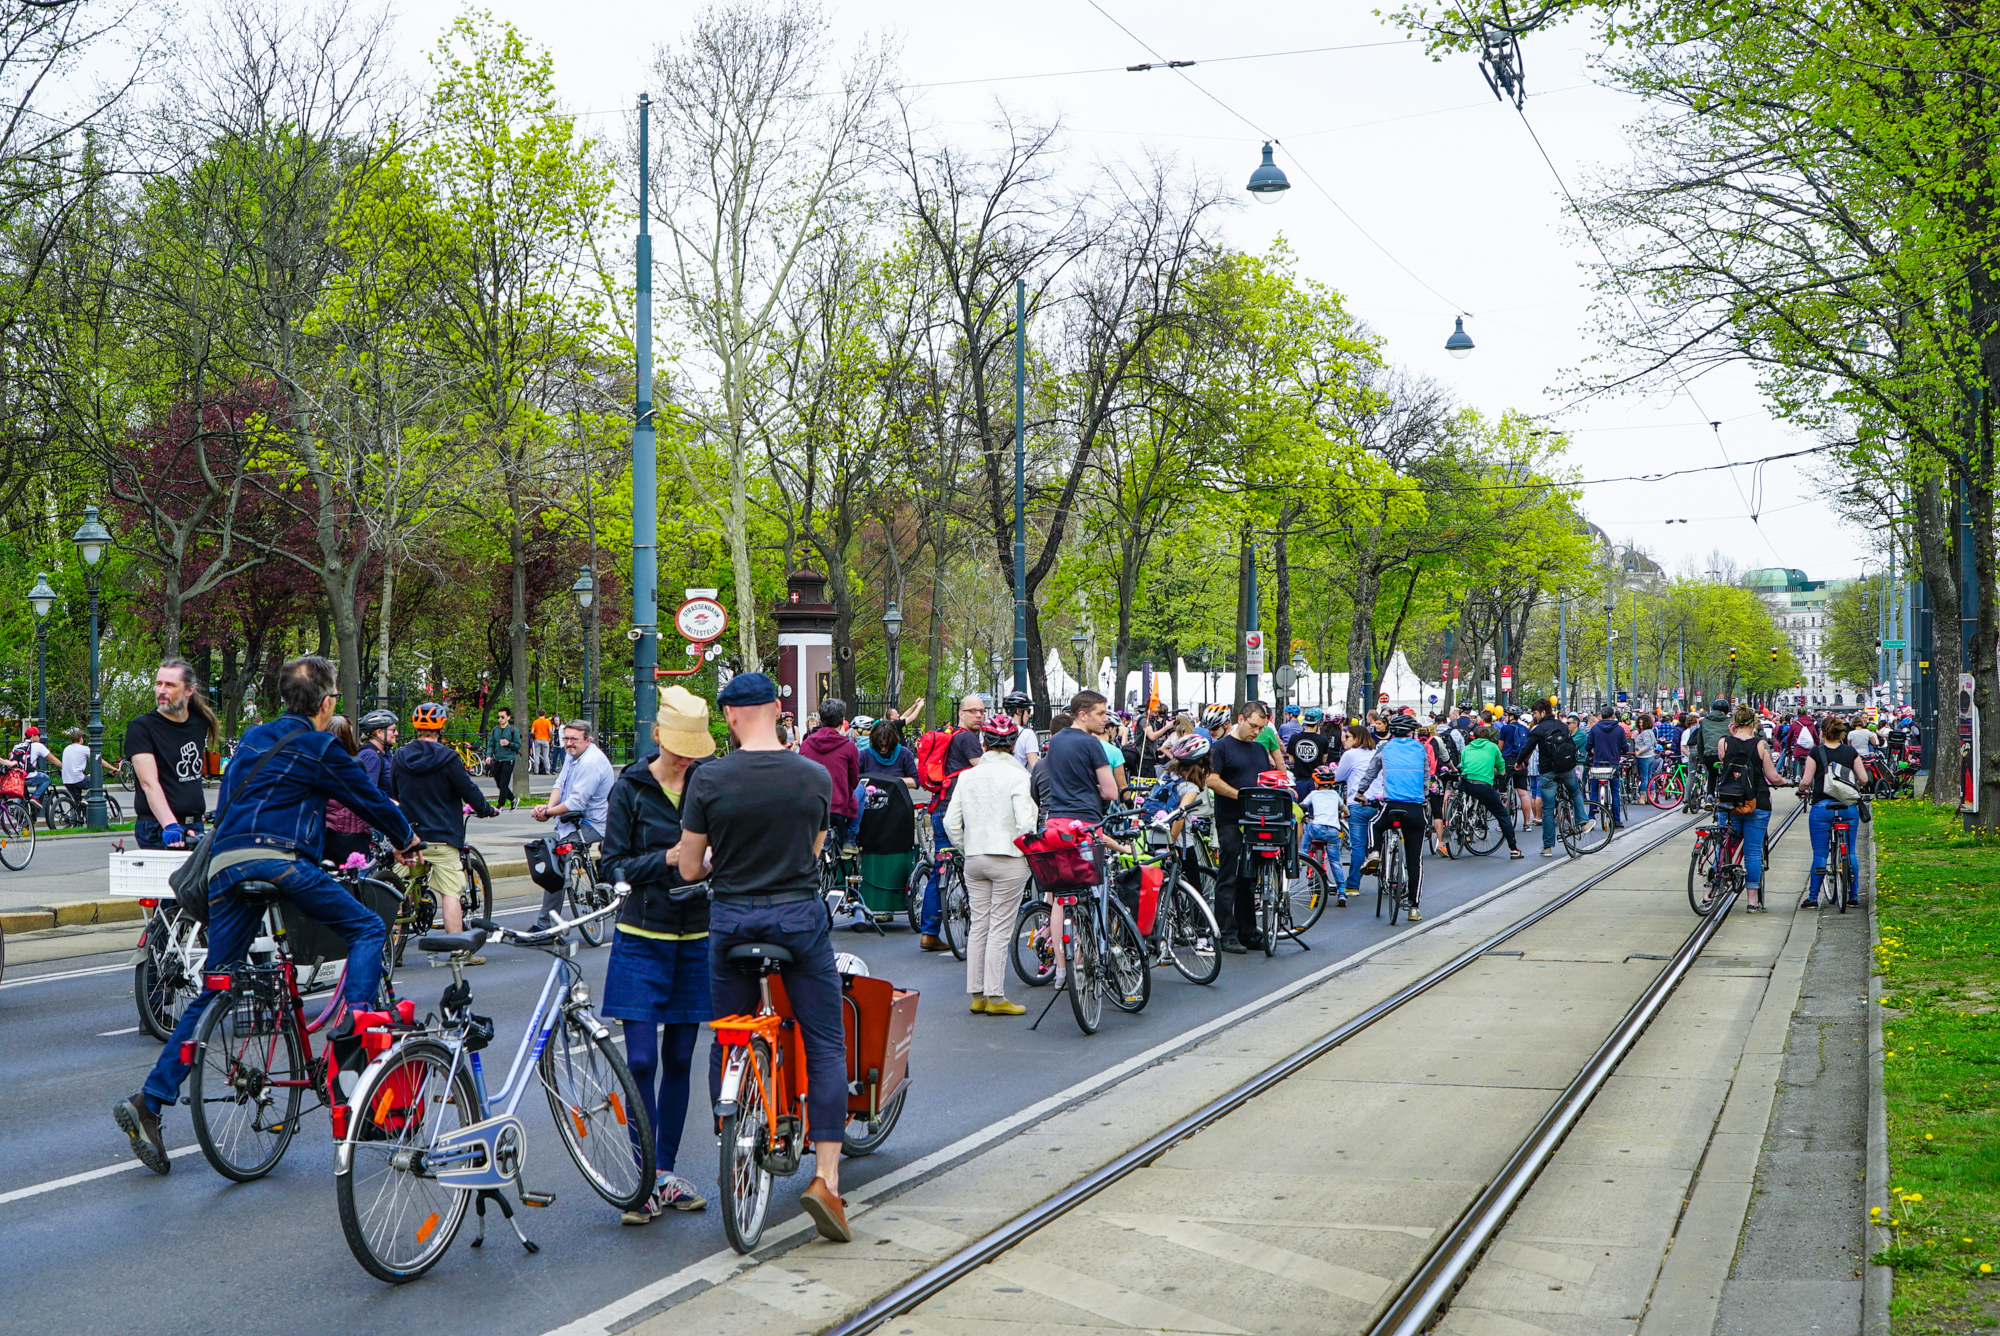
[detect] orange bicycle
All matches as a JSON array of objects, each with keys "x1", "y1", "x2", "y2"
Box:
[{"x1": 710, "y1": 947, "x2": 918, "y2": 1253}]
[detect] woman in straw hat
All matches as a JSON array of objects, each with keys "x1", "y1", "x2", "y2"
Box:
[{"x1": 599, "y1": 685, "x2": 717, "y2": 1223}]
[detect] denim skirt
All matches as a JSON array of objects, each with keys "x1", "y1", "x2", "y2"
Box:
[{"x1": 601, "y1": 930, "x2": 713, "y2": 1025}]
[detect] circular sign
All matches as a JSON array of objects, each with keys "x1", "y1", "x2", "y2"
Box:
[
  {"x1": 1273, "y1": 666, "x2": 1297, "y2": 688},
  {"x1": 674, "y1": 596, "x2": 727, "y2": 644},
  {"x1": 1378, "y1": 692, "x2": 1390, "y2": 704}
]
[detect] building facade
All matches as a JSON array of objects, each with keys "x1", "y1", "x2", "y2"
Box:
[{"x1": 1742, "y1": 567, "x2": 1867, "y2": 707}]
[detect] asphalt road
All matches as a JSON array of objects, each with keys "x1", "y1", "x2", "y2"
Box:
[{"x1": 0, "y1": 801, "x2": 1682, "y2": 1336}]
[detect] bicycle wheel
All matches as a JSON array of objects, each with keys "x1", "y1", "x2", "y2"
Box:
[
  {"x1": 190, "y1": 988, "x2": 304, "y2": 1182},
  {"x1": 1164, "y1": 878, "x2": 1220, "y2": 984},
  {"x1": 564, "y1": 853, "x2": 607, "y2": 948},
  {"x1": 904, "y1": 859, "x2": 927, "y2": 935},
  {"x1": 1832, "y1": 834, "x2": 1850, "y2": 914},
  {"x1": 135, "y1": 910, "x2": 204, "y2": 1040},
  {"x1": 1287, "y1": 856, "x2": 1330, "y2": 938},
  {"x1": 1066, "y1": 910, "x2": 1102, "y2": 1035},
  {"x1": 335, "y1": 1038, "x2": 476, "y2": 1283},
  {"x1": 39, "y1": 788, "x2": 78, "y2": 829},
  {"x1": 103, "y1": 791, "x2": 125, "y2": 824},
  {"x1": 390, "y1": 880, "x2": 436, "y2": 971},
  {"x1": 941, "y1": 863, "x2": 969, "y2": 962},
  {"x1": 1011, "y1": 900, "x2": 1056, "y2": 987},
  {"x1": 1687, "y1": 832, "x2": 1721, "y2": 915},
  {"x1": 1106, "y1": 902, "x2": 1151, "y2": 1013},
  {"x1": 1569, "y1": 784, "x2": 1614, "y2": 854},
  {"x1": 1257, "y1": 862, "x2": 1280, "y2": 956},
  {"x1": 843, "y1": 1081, "x2": 907, "y2": 1156},
  {"x1": 0, "y1": 800, "x2": 33, "y2": 869},
  {"x1": 460, "y1": 847, "x2": 494, "y2": 923},
  {"x1": 719, "y1": 1038, "x2": 776, "y2": 1254},
  {"x1": 1384, "y1": 832, "x2": 1407, "y2": 927},
  {"x1": 540, "y1": 1008, "x2": 653, "y2": 1210}
]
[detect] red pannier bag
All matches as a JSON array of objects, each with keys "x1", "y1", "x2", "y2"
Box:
[{"x1": 1015, "y1": 817, "x2": 1100, "y2": 892}]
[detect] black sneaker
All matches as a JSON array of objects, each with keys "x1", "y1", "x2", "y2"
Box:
[
  {"x1": 1218, "y1": 936, "x2": 1248, "y2": 954},
  {"x1": 114, "y1": 1094, "x2": 170, "y2": 1175}
]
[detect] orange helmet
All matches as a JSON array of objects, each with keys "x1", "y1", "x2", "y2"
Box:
[{"x1": 411, "y1": 701, "x2": 449, "y2": 729}]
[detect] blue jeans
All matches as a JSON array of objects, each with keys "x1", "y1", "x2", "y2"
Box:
[
  {"x1": 1808, "y1": 801, "x2": 1860, "y2": 900},
  {"x1": 1344, "y1": 803, "x2": 1376, "y2": 890},
  {"x1": 1636, "y1": 756, "x2": 1656, "y2": 798},
  {"x1": 706, "y1": 896, "x2": 848, "y2": 1144},
  {"x1": 920, "y1": 808, "x2": 953, "y2": 933},
  {"x1": 1539, "y1": 770, "x2": 1586, "y2": 849},
  {"x1": 1723, "y1": 807, "x2": 1771, "y2": 891},
  {"x1": 1304, "y1": 821, "x2": 1341, "y2": 861},
  {"x1": 141, "y1": 858, "x2": 388, "y2": 1113},
  {"x1": 135, "y1": 816, "x2": 204, "y2": 850}
]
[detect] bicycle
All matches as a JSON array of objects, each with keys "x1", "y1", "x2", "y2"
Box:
[
  {"x1": 1237, "y1": 787, "x2": 1328, "y2": 955},
  {"x1": 712, "y1": 943, "x2": 917, "y2": 1253},
  {"x1": 0, "y1": 796, "x2": 34, "y2": 869},
  {"x1": 184, "y1": 875, "x2": 403, "y2": 1182},
  {"x1": 1545, "y1": 772, "x2": 1613, "y2": 856},
  {"x1": 1803, "y1": 803, "x2": 1857, "y2": 915},
  {"x1": 906, "y1": 845, "x2": 970, "y2": 959},
  {"x1": 1440, "y1": 784, "x2": 1505, "y2": 858},
  {"x1": 383, "y1": 846, "x2": 497, "y2": 967},
  {"x1": 1119, "y1": 822, "x2": 1223, "y2": 985},
  {"x1": 1019, "y1": 813, "x2": 1151, "y2": 1034},
  {"x1": 556, "y1": 838, "x2": 611, "y2": 948},
  {"x1": 1687, "y1": 819, "x2": 1755, "y2": 915},
  {"x1": 334, "y1": 890, "x2": 651, "y2": 1283},
  {"x1": 134, "y1": 897, "x2": 209, "y2": 1040},
  {"x1": 1374, "y1": 807, "x2": 1415, "y2": 926},
  {"x1": 1646, "y1": 760, "x2": 1687, "y2": 809}
]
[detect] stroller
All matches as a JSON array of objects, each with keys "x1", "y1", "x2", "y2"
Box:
[{"x1": 837, "y1": 777, "x2": 919, "y2": 932}]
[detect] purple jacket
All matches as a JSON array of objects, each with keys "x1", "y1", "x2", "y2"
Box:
[{"x1": 800, "y1": 726, "x2": 861, "y2": 819}]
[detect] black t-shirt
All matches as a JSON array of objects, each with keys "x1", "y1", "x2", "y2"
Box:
[
  {"x1": 123, "y1": 710, "x2": 211, "y2": 821},
  {"x1": 1042, "y1": 727, "x2": 1110, "y2": 821},
  {"x1": 1810, "y1": 743, "x2": 1862, "y2": 804},
  {"x1": 939, "y1": 727, "x2": 985, "y2": 804},
  {"x1": 1720, "y1": 734, "x2": 1772, "y2": 811},
  {"x1": 1211, "y1": 733, "x2": 1268, "y2": 822},
  {"x1": 681, "y1": 749, "x2": 831, "y2": 896},
  {"x1": 1286, "y1": 729, "x2": 1329, "y2": 780}
]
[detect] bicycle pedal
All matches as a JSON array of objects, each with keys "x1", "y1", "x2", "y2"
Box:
[{"x1": 520, "y1": 1188, "x2": 556, "y2": 1207}]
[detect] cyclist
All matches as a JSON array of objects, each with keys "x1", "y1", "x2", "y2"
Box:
[
  {"x1": 1497, "y1": 708, "x2": 1530, "y2": 830},
  {"x1": 357, "y1": 708, "x2": 399, "y2": 801},
  {"x1": 12, "y1": 726, "x2": 54, "y2": 810},
  {"x1": 1633, "y1": 713, "x2": 1659, "y2": 801},
  {"x1": 1694, "y1": 698, "x2": 1734, "y2": 793},
  {"x1": 1334, "y1": 723, "x2": 1378, "y2": 894},
  {"x1": 1203, "y1": 701, "x2": 1277, "y2": 952},
  {"x1": 486, "y1": 707, "x2": 523, "y2": 810},
  {"x1": 675, "y1": 671, "x2": 850, "y2": 1243},
  {"x1": 124, "y1": 659, "x2": 221, "y2": 850},
  {"x1": 393, "y1": 702, "x2": 500, "y2": 958},
  {"x1": 60, "y1": 727, "x2": 89, "y2": 813},
  {"x1": 1458, "y1": 723, "x2": 1523, "y2": 858},
  {"x1": 113, "y1": 655, "x2": 423, "y2": 1176},
  {"x1": 1796, "y1": 714, "x2": 1862, "y2": 908},
  {"x1": 1714, "y1": 704, "x2": 1791, "y2": 912},
  {"x1": 531, "y1": 719, "x2": 615, "y2": 930},
  {"x1": 1527, "y1": 699, "x2": 1585, "y2": 857},
  {"x1": 1303, "y1": 763, "x2": 1347, "y2": 904},
  {"x1": 858, "y1": 717, "x2": 920, "y2": 790},
  {"x1": 600, "y1": 686, "x2": 715, "y2": 1222},
  {"x1": 1420, "y1": 723, "x2": 1454, "y2": 857},
  {"x1": 800, "y1": 698, "x2": 862, "y2": 854},
  {"x1": 1002, "y1": 690, "x2": 1042, "y2": 770},
  {"x1": 1586, "y1": 705, "x2": 1633, "y2": 830},
  {"x1": 1286, "y1": 709, "x2": 1332, "y2": 800},
  {"x1": 1277, "y1": 704, "x2": 1304, "y2": 744},
  {"x1": 1352, "y1": 714, "x2": 1431, "y2": 920}
]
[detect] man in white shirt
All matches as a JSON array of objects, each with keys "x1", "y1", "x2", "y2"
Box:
[
  {"x1": 1002, "y1": 692, "x2": 1041, "y2": 770},
  {"x1": 61, "y1": 728, "x2": 91, "y2": 810},
  {"x1": 531, "y1": 719, "x2": 615, "y2": 928}
]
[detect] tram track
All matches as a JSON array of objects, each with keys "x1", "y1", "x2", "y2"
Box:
[{"x1": 823, "y1": 801, "x2": 1805, "y2": 1336}]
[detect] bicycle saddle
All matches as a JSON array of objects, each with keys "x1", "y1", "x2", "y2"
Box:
[
  {"x1": 723, "y1": 941, "x2": 794, "y2": 973},
  {"x1": 230, "y1": 879, "x2": 287, "y2": 907},
  {"x1": 418, "y1": 929, "x2": 489, "y2": 955}
]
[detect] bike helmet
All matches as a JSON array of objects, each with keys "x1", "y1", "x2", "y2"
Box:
[
  {"x1": 979, "y1": 714, "x2": 1020, "y2": 744},
  {"x1": 1313, "y1": 762, "x2": 1340, "y2": 788},
  {"x1": 1001, "y1": 690, "x2": 1034, "y2": 712},
  {"x1": 1166, "y1": 733, "x2": 1210, "y2": 762},
  {"x1": 1386, "y1": 714, "x2": 1420, "y2": 737},
  {"x1": 1302, "y1": 707, "x2": 1323, "y2": 723},
  {"x1": 850, "y1": 714, "x2": 875, "y2": 731},
  {"x1": 411, "y1": 701, "x2": 449, "y2": 729},
  {"x1": 1256, "y1": 768, "x2": 1291, "y2": 789},
  {"x1": 359, "y1": 709, "x2": 397, "y2": 735}
]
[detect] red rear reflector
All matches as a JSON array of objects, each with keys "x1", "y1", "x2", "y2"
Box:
[
  {"x1": 360, "y1": 1029, "x2": 394, "y2": 1053},
  {"x1": 330, "y1": 1104, "x2": 349, "y2": 1140},
  {"x1": 179, "y1": 1042, "x2": 196, "y2": 1064},
  {"x1": 205, "y1": 974, "x2": 232, "y2": 991},
  {"x1": 139, "y1": 898, "x2": 159, "y2": 909}
]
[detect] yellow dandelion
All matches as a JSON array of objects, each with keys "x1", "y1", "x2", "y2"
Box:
[
  {"x1": 1909, "y1": 1194, "x2": 1924, "y2": 1202},
  {"x1": 1925, "y1": 1133, "x2": 1935, "y2": 1140},
  {"x1": 1983, "y1": 1264, "x2": 1994, "y2": 1275}
]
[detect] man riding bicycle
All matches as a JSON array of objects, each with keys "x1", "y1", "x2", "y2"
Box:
[
  {"x1": 1528, "y1": 699, "x2": 1585, "y2": 856},
  {"x1": 677, "y1": 672, "x2": 850, "y2": 1243},
  {"x1": 1353, "y1": 714, "x2": 1431, "y2": 920},
  {"x1": 113, "y1": 655, "x2": 424, "y2": 1175}
]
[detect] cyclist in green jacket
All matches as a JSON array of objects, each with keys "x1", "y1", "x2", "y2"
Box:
[{"x1": 1457, "y1": 725, "x2": 1522, "y2": 857}]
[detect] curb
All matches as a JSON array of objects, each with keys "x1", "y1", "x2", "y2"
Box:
[
  {"x1": 0, "y1": 859, "x2": 533, "y2": 937},
  {"x1": 1863, "y1": 821, "x2": 1892, "y2": 1335}
]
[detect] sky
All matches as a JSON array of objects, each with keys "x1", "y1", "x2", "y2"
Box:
[{"x1": 388, "y1": 0, "x2": 1874, "y2": 584}]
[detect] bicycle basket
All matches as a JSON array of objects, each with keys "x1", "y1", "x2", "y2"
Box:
[{"x1": 1015, "y1": 817, "x2": 1099, "y2": 892}]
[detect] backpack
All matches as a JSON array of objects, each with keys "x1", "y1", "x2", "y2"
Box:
[
  {"x1": 1715, "y1": 737, "x2": 1760, "y2": 815},
  {"x1": 1541, "y1": 725, "x2": 1578, "y2": 774},
  {"x1": 915, "y1": 726, "x2": 957, "y2": 794}
]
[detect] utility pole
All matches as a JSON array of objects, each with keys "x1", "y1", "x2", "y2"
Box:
[
  {"x1": 1013, "y1": 278, "x2": 1028, "y2": 694},
  {"x1": 1498, "y1": 612, "x2": 1511, "y2": 712},
  {"x1": 1557, "y1": 596, "x2": 1568, "y2": 713},
  {"x1": 630, "y1": 92, "x2": 658, "y2": 761}
]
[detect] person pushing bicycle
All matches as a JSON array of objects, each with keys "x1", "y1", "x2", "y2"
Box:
[
  {"x1": 114, "y1": 655, "x2": 425, "y2": 1176},
  {"x1": 392, "y1": 701, "x2": 499, "y2": 961},
  {"x1": 675, "y1": 672, "x2": 852, "y2": 1243}
]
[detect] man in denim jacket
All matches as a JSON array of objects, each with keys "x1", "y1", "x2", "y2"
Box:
[{"x1": 113, "y1": 655, "x2": 423, "y2": 1175}]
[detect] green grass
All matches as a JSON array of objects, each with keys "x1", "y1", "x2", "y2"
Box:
[{"x1": 1871, "y1": 799, "x2": 2000, "y2": 1333}]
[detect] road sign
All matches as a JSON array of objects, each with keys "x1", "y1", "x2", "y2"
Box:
[
  {"x1": 674, "y1": 595, "x2": 727, "y2": 644},
  {"x1": 1883, "y1": 639, "x2": 1907, "y2": 649},
  {"x1": 1500, "y1": 664, "x2": 1513, "y2": 691},
  {"x1": 1244, "y1": 630, "x2": 1265, "y2": 675},
  {"x1": 1378, "y1": 692, "x2": 1390, "y2": 705}
]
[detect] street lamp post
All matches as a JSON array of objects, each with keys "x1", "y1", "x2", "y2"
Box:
[
  {"x1": 1070, "y1": 628, "x2": 1086, "y2": 700},
  {"x1": 27, "y1": 572, "x2": 55, "y2": 732},
  {"x1": 1603, "y1": 603, "x2": 1616, "y2": 710},
  {"x1": 72, "y1": 506, "x2": 112, "y2": 831},
  {"x1": 882, "y1": 601, "x2": 904, "y2": 708},
  {"x1": 571, "y1": 566, "x2": 596, "y2": 734}
]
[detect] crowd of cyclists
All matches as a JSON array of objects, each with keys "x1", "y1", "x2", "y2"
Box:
[{"x1": 88, "y1": 647, "x2": 1919, "y2": 1267}]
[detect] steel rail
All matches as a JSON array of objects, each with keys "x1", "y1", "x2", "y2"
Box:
[
  {"x1": 821, "y1": 806, "x2": 1723, "y2": 1336},
  {"x1": 1365, "y1": 800, "x2": 1807, "y2": 1336}
]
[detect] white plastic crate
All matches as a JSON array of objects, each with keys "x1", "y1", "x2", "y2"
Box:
[{"x1": 108, "y1": 850, "x2": 192, "y2": 900}]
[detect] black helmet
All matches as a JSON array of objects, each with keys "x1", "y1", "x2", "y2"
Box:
[
  {"x1": 1001, "y1": 690, "x2": 1034, "y2": 712},
  {"x1": 1387, "y1": 714, "x2": 1420, "y2": 737},
  {"x1": 359, "y1": 709, "x2": 397, "y2": 735}
]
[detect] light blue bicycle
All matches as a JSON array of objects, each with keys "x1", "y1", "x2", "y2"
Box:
[{"x1": 333, "y1": 885, "x2": 653, "y2": 1283}]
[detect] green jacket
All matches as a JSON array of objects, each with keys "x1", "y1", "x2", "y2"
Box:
[
  {"x1": 487, "y1": 724, "x2": 522, "y2": 761},
  {"x1": 1459, "y1": 737, "x2": 1504, "y2": 787}
]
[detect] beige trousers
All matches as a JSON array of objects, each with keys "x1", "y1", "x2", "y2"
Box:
[{"x1": 963, "y1": 853, "x2": 1029, "y2": 999}]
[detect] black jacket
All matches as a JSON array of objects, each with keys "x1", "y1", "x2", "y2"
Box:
[
  {"x1": 390, "y1": 739, "x2": 496, "y2": 848},
  {"x1": 603, "y1": 753, "x2": 708, "y2": 937}
]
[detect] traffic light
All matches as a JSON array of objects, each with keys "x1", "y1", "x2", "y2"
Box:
[
  {"x1": 1729, "y1": 646, "x2": 1737, "y2": 664},
  {"x1": 1771, "y1": 646, "x2": 1779, "y2": 665}
]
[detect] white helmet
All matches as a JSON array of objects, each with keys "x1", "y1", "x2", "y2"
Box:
[{"x1": 833, "y1": 951, "x2": 871, "y2": 978}]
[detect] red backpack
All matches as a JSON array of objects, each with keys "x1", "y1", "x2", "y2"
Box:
[{"x1": 916, "y1": 726, "x2": 958, "y2": 795}]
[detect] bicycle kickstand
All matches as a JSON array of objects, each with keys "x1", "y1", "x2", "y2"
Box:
[
  {"x1": 471, "y1": 1188, "x2": 540, "y2": 1255},
  {"x1": 1028, "y1": 977, "x2": 1068, "y2": 1032}
]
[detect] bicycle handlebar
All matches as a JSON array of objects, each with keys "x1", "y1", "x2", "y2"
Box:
[{"x1": 471, "y1": 881, "x2": 630, "y2": 947}]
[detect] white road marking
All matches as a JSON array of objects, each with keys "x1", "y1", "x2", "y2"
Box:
[
  {"x1": 0, "y1": 1146, "x2": 201, "y2": 1205},
  {"x1": 542, "y1": 852, "x2": 1583, "y2": 1336},
  {"x1": 97, "y1": 1026, "x2": 139, "y2": 1036},
  {"x1": 985, "y1": 1254, "x2": 1252, "y2": 1334},
  {"x1": 1097, "y1": 1212, "x2": 1390, "y2": 1303},
  {"x1": 0, "y1": 961, "x2": 127, "y2": 990}
]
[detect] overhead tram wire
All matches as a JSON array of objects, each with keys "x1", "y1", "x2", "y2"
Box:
[{"x1": 1083, "y1": 0, "x2": 1472, "y2": 315}]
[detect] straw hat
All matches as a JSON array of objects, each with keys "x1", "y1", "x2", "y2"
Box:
[{"x1": 655, "y1": 685, "x2": 717, "y2": 759}]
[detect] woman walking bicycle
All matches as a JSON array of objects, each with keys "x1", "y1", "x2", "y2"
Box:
[
  {"x1": 1796, "y1": 715, "x2": 1863, "y2": 909},
  {"x1": 1712, "y1": 704, "x2": 1792, "y2": 912}
]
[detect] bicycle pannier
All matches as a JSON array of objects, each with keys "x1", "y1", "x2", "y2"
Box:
[{"x1": 524, "y1": 836, "x2": 566, "y2": 893}]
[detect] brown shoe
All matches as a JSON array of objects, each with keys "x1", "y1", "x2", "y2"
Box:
[
  {"x1": 919, "y1": 934, "x2": 947, "y2": 952},
  {"x1": 800, "y1": 1177, "x2": 851, "y2": 1242}
]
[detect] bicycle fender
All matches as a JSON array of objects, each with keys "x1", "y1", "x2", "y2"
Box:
[
  {"x1": 714, "y1": 1046, "x2": 749, "y2": 1119},
  {"x1": 431, "y1": 1113, "x2": 529, "y2": 1190}
]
